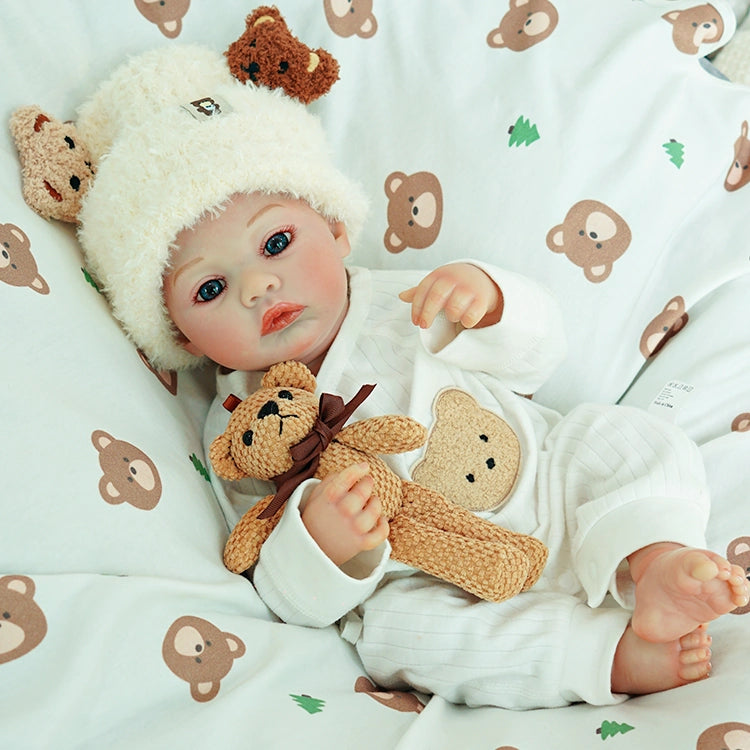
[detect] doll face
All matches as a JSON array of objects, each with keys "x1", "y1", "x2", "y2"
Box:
[{"x1": 164, "y1": 193, "x2": 351, "y2": 374}]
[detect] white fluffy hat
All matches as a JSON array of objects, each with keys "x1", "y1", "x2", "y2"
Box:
[{"x1": 77, "y1": 45, "x2": 368, "y2": 371}]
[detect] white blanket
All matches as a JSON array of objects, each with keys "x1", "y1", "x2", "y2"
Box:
[{"x1": 2, "y1": 2, "x2": 749, "y2": 747}]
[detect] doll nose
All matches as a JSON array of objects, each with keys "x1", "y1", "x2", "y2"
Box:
[{"x1": 240, "y1": 270, "x2": 280, "y2": 307}]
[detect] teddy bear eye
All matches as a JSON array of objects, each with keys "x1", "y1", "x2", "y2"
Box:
[
  {"x1": 479, "y1": 434, "x2": 489, "y2": 442},
  {"x1": 242, "y1": 430, "x2": 253, "y2": 446},
  {"x1": 278, "y1": 390, "x2": 293, "y2": 400},
  {"x1": 64, "y1": 136, "x2": 75, "y2": 149}
]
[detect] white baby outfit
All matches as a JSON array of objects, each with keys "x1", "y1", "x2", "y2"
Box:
[{"x1": 204, "y1": 261, "x2": 709, "y2": 709}]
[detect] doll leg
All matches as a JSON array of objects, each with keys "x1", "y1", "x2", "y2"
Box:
[
  {"x1": 346, "y1": 573, "x2": 714, "y2": 709},
  {"x1": 540, "y1": 403, "x2": 712, "y2": 610},
  {"x1": 346, "y1": 574, "x2": 629, "y2": 709}
]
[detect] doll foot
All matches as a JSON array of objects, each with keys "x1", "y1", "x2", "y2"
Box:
[
  {"x1": 611, "y1": 623, "x2": 712, "y2": 696},
  {"x1": 629, "y1": 545, "x2": 750, "y2": 643}
]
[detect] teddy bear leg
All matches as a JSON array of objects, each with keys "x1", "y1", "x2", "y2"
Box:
[
  {"x1": 401, "y1": 483, "x2": 548, "y2": 590},
  {"x1": 223, "y1": 494, "x2": 281, "y2": 574},
  {"x1": 388, "y1": 514, "x2": 531, "y2": 602}
]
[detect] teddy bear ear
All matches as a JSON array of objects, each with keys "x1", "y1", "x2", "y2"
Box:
[
  {"x1": 209, "y1": 433, "x2": 247, "y2": 481},
  {"x1": 261, "y1": 361, "x2": 317, "y2": 393}
]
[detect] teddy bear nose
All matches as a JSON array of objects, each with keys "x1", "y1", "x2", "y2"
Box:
[{"x1": 257, "y1": 400, "x2": 280, "y2": 419}]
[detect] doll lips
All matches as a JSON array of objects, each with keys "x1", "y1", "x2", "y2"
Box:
[{"x1": 261, "y1": 303, "x2": 304, "y2": 335}]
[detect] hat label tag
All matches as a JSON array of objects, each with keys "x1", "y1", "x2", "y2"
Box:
[{"x1": 180, "y1": 96, "x2": 233, "y2": 121}]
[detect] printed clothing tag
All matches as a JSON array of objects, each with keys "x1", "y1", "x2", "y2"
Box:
[
  {"x1": 647, "y1": 380, "x2": 695, "y2": 422},
  {"x1": 180, "y1": 95, "x2": 233, "y2": 121}
]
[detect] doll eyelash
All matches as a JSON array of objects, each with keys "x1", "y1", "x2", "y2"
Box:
[
  {"x1": 193, "y1": 277, "x2": 226, "y2": 303},
  {"x1": 261, "y1": 225, "x2": 295, "y2": 257}
]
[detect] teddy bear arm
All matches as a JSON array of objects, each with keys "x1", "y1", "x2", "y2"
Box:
[
  {"x1": 337, "y1": 416, "x2": 427, "y2": 455},
  {"x1": 223, "y1": 494, "x2": 281, "y2": 574},
  {"x1": 387, "y1": 514, "x2": 531, "y2": 602}
]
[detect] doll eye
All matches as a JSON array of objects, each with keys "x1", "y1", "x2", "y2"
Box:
[
  {"x1": 197, "y1": 278, "x2": 225, "y2": 301},
  {"x1": 264, "y1": 231, "x2": 291, "y2": 256},
  {"x1": 242, "y1": 430, "x2": 253, "y2": 446}
]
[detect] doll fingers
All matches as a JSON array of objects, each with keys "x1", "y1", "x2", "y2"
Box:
[
  {"x1": 360, "y1": 515, "x2": 390, "y2": 550},
  {"x1": 337, "y1": 475, "x2": 376, "y2": 516},
  {"x1": 398, "y1": 286, "x2": 417, "y2": 303},
  {"x1": 414, "y1": 277, "x2": 456, "y2": 329},
  {"x1": 319, "y1": 462, "x2": 371, "y2": 500}
]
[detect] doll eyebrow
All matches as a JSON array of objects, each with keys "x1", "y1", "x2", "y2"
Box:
[
  {"x1": 246, "y1": 203, "x2": 283, "y2": 229},
  {"x1": 170, "y1": 256, "x2": 204, "y2": 286}
]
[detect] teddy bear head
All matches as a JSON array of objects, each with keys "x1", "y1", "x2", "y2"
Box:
[
  {"x1": 210, "y1": 360, "x2": 320, "y2": 481},
  {"x1": 225, "y1": 5, "x2": 340, "y2": 103},
  {"x1": 10, "y1": 106, "x2": 96, "y2": 224}
]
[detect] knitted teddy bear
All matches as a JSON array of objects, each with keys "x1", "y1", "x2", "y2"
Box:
[
  {"x1": 10, "y1": 6, "x2": 338, "y2": 223},
  {"x1": 9, "y1": 106, "x2": 96, "y2": 223},
  {"x1": 210, "y1": 361, "x2": 548, "y2": 603}
]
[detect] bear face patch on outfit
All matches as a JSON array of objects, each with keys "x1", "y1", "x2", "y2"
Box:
[{"x1": 412, "y1": 388, "x2": 521, "y2": 512}]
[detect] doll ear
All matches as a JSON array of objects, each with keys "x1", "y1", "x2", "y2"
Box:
[
  {"x1": 209, "y1": 433, "x2": 246, "y2": 481},
  {"x1": 261, "y1": 361, "x2": 317, "y2": 392}
]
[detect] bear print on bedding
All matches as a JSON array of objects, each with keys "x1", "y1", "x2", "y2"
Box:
[
  {"x1": 663, "y1": 5, "x2": 725, "y2": 55},
  {"x1": 383, "y1": 171, "x2": 443, "y2": 254},
  {"x1": 545, "y1": 200, "x2": 632, "y2": 283},
  {"x1": 486, "y1": 0, "x2": 559, "y2": 51},
  {"x1": 0, "y1": 576, "x2": 47, "y2": 665},
  {"x1": 0, "y1": 223, "x2": 49, "y2": 295},
  {"x1": 91, "y1": 430, "x2": 163, "y2": 510},
  {"x1": 162, "y1": 615, "x2": 246, "y2": 702}
]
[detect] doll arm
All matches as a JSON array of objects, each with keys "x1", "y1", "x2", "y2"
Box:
[
  {"x1": 254, "y1": 477, "x2": 391, "y2": 627},
  {"x1": 399, "y1": 262, "x2": 503, "y2": 330},
  {"x1": 300, "y1": 462, "x2": 389, "y2": 567},
  {"x1": 413, "y1": 260, "x2": 567, "y2": 395}
]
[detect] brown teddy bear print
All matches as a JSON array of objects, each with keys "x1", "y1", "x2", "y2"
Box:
[
  {"x1": 546, "y1": 199, "x2": 632, "y2": 283},
  {"x1": 226, "y1": 5, "x2": 340, "y2": 104},
  {"x1": 732, "y1": 413, "x2": 750, "y2": 432},
  {"x1": 134, "y1": 0, "x2": 191, "y2": 39},
  {"x1": 696, "y1": 722, "x2": 750, "y2": 750},
  {"x1": 724, "y1": 121, "x2": 750, "y2": 192},
  {"x1": 162, "y1": 615, "x2": 246, "y2": 702},
  {"x1": 0, "y1": 223, "x2": 49, "y2": 295},
  {"x1": 663, "y1": 4, "x2": 724, "y2": 55},
  {"x1": 487, "y1": 0, "x2": 559, "y2": 51},
  {"x1": 0, "y1": 575, "x2": 47, "y2": 665},
  {"x1": 412, "y1": 388, "x2": 521, "y2": 513},
  {"x1": 324, "y1": 0, "x2": 378, "y2": 39},
  {"x1": 383, "y1": 171, "x2": 443, "y2": 254},
  {"x1": 354, "y1": 676, "x2": 424, "y2": 713},
  {"x1": 91, "y1": 430, "x2": 162, "y2": 510},
  {"x1": 10, "y1": 106, "x2": 96, "y2": 224},
  {"x1": 727, "y1": 537, "x2": 750, "y2": 614},
  {"x1": 639, "y1": 296, "x2": 688, "y2": 359}
]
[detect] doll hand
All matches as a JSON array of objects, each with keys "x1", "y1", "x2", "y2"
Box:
[
  {"x1": 399, "y1": 262, "x2": 503, "y2": 330},
  {"x1": 301, "y1": 462, "x2": 389, "y2": 567}
]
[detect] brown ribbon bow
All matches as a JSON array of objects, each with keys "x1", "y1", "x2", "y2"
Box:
[{"x1": 257, "y1": 383, "x2": 376, "y2": 519}]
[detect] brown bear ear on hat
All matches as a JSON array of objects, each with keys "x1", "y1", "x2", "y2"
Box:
[
  {"x1": 261, "y1": 361, "x2": 317, "y2": 393},
  {"x1": 225, "y1": 5, "x2": 340, "y2": 104},
  {"x1": 9, "y1": 105, "x2": 96, "y2": 224}
]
